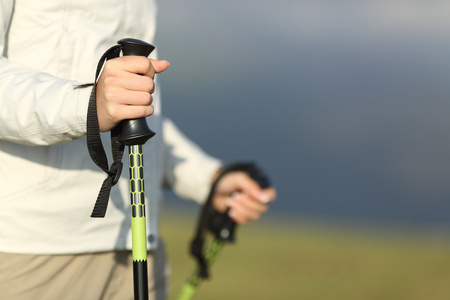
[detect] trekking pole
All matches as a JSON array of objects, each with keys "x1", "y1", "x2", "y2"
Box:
[
  {"x1": 117, "y1": 38, "x2": 156, "y2": 300},
  {"x1": 177, "y1": 163, "x2": 271, "y2": 300},
  {"x1": 86, "y1": 37, "x2": 157, "y2": 299},
  {"x1": 177, "y1": 216, "x2": 233, "y2": 300}
]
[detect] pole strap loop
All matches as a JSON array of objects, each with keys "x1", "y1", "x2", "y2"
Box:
[{"x1": 86, "y1": 44, "x2": 125, "y2": 218}]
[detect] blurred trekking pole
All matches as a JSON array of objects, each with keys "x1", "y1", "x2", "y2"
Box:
[{"x1": 177, "y1": 162, "x2": 272, "y2": 300}]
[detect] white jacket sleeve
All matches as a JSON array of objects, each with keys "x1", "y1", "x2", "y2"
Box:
[
  {"x1": 0, "y1": 1, "x2": 91, "y2": 146},
  {"x1": 163, "y1": 118, "x2": 223, "y2": 204}
]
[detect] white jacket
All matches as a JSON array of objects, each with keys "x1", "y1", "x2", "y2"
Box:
[{"x1": 0, "y1": 0, "x2": 222, "y2": 254}]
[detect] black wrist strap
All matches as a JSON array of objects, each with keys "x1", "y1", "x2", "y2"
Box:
[
  {"x1": 190, "y1": 162, "x2": 271, "y2": 278},
  {"x1": 86, "y1": 44, "x2": 124, "y2": 218}
]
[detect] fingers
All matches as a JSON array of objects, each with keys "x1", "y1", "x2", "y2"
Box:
[
  {"x1": 100, "y1": 90, "x2": 154, "y2": 120},
  {"x1": 227, "y1": 192, "x2": 269, "y2": 224},
  {"x1": 212, "y1": 171, "x2": 277, "y2": 225},
  {"x1": 96, "y1": 56, "x2": 169, "y2": 132},
  {"x1": 249, "y1": 187, "x2": 277, "y2": 205},
  {"x1": 102, "y1": 70, "x2": 155, "y2": 94}
]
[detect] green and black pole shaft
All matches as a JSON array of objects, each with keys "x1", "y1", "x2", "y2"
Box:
[
  {"x1": 117, "y1": 38, "x2": 156, "y2": 300},
  {"x1": 177, "y1": 214, "x2": 235, "y2": 300},
  {"x1": 177, "y1": 239, "x2": 225, "y2": 300},
  {"x1": 177, "y1": 163, "x2": 271, "y2": 300}
]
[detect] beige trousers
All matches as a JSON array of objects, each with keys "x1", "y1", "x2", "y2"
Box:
[{"x1": 0, "y1": 240, "x2": 170, "y2": 300}]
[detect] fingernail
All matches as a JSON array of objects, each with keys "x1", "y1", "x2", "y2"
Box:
[
  {"x1": 228, "y1": 210, "x2": 236, "y2": 219},
  {"x1": 230, "y1": 191, "x2": 240, "y2": 198},
  {"x1": 225, "y1": 197, "x2": 234, "y2": 207},
  {"x1": 259, "y1": 192, "x2": 270, "y2": 204}
]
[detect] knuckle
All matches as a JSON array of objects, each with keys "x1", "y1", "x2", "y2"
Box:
[
  {"x1": 148, "y1": 94, "x2": 153, "y2": 105},
  {"x1": 103, "y1": 90, "x2": 117, "y2": 102},
  {"x1": 102, "y1": 74, "x2": 119, "y2": 87},
  {"x1": 140, "y1": 57, "x2": 152, "y2": 73},
  {"x1": 140, "y1": 93, "x2": 152, "y2": 106},
  {"x1": 144, "y1": 77, "x2": 154, "y2": 92},
  {"x1": 106, "y1": 105, "x2": 120, "y2": 121},
  {"x1": 102, "y1": 59, "x2": 115, "y2": 70},
  {"x1": 137, "y1": 105, "x2": 153, "y2": 119},
  {"x1": 148, "y1": 105, "x2": 155, "y2": 116}
]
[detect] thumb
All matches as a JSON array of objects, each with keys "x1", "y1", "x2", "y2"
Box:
[{"x1": 151, "y1": 59, "x2": 170, "y2": 73}]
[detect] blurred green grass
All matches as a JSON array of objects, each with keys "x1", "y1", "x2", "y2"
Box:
[{"x1": 160, "y1": 207, "x2": 450, "y2": 300}]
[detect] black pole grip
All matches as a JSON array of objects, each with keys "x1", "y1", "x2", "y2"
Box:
[
  {"x1": 209, "y1": 208, "x2": 237, "y2": 242},
  {"x1": 116, "y1": 38, "x2": 156, "y2": 146}
]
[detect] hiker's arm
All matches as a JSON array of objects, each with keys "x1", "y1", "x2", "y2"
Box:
[
  {"x1": 0, "y1": 2, "x2": 88, "y2": 145},
  {"x1": 162, "y1": 118, "x2": 224, "y2": 203},
  {"x1": 0, "y1": 30, "x2": 167, "y2": 145}
]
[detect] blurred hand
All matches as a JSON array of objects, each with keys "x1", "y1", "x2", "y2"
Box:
[
  {"x1": 96, "y1": 56, "x2": 170, "y2": 131},
  {"x1": 212, "y1": 171, "x2": 276, "y2": 224}
]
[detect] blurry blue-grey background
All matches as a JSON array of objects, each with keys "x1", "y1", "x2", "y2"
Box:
[{"x1": 155, "y1": 0, "x2": 450, "y2": 231}]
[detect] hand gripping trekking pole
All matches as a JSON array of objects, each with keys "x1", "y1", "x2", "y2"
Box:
[
  {"x1": 177, "y1": 162, "x2": 272, "y2": 300},
  {"x1": 118, "y1": 38, "x2": 156, "y2": 300}
]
